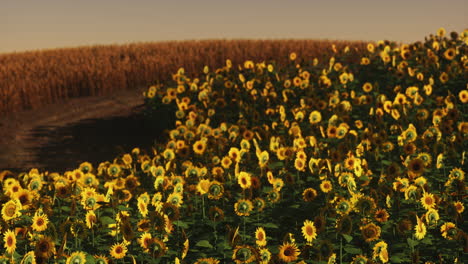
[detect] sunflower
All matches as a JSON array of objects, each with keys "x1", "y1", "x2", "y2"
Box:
[
  {"x1": 362, "y1": 82, "x2": 373, "y2": 93},
  {"x1": 425, "y1": 209, "x2": 440, "y2": 225},
  {"x1": 361, "y1": 57, "x2": 370, "y2": 65},
  {"x1": 453, "y1": 201, "x2": 464, "y2": 214},
  {"x1": 208, "y1": 181, "x2": 224, "y2": 200},
  {"x1": 208, "y1": 206, "x2": 225, "y2": 222},
  {"x1": 414, "y1": 215, "x2": 426, "y2": 240},
  {"x1": 440, "y1": 222, "x2": 457, "y2": 240},
  {"x1": 237, "y1": 172, "x2": 252, "y2": 189},
  {"x1": 439, "y1": 72, "x2": 448, "y2": 84},
  {"x1": 107, "y1": 163, "x2": 121, "y2": 177},
  {"x1": 35, "y1": 236, "x2": 55, "y2": 259},
  {"x1": 1, "y1": 199, "x2": 22, "y2": 221},
  {"x1": 110, "y1": 242, "x2": 127, "y2": 259},
  {"x1": 193, "y1": 140, "x2": 207, "y2": 155},
  {"x1": 85, "y1": 210, "x2": 97, "y2": 229},
  {"x1": 351, "y1": 255, "x2": 368, "y2": 264},
  {"x1": 123, "y1": 175, "x2": 140, "y2": 191},
  {"x1": 449, "y1": 168, "x2": 465, "y2": 181},
  {"x1": 320, "y1": 180, "x2": 333, "y2": 193},
  {"x1": 267, "y1": 190, "x2": 281, "y2": 203},
  {"x1": 66, "y1": 252, "x2": 86, "y2": 264},
  {"x1": 278, "y1": 242, "x2": 300, "y2": 262},
  {"x1": 232, "y1": 245, "x2": 256, "y2": 264},
  {"x1": 234, "y1": 199, "x2": 253, "y2": 216},
  {"x1": 162, "y1": 203, "x2": 180, "y2": 221},
  {"x1": 20, "y1": 251, "x2": 36, "y2": 264},
  {"x1": 443, "y1": 48, "x2": 456, "y2": 60},
  {"x1": 3, "y1": 229, "x2": 16, "y2": 255},
  {"x1": 255, "y1": 227, "x2": 267, "y2": 247},
  {"x1": 374, "y1": 209, "x2": 390, "y2": 223},
  {"x1": 327, "y1": 126, "x2": 338, "y2": 138},
  {"x1": 14, "y1": 189, "x2": 33, "y2": 209},
  {"x1": 94, "y1": 255, "x2": 109, "y2": 264},
  {"x1": 335, "y1": 200, "x2": 352, "y2": 215},
  {"x1": 309, "y1": 110, "x2": 322, "y2": 125},
  {"x1": 138, "y1": 232, "x2": 153, "y2": 252},
  {"x1": 137, "y1": 199, "x2": 149, "y2": 217},
  {"x1": 353, "y1": 195, "x2": 376, "y2": 215},
  {"x1": 360, "y1": 223, "x2": 381, "y2": 242},
  {"x1": 71, "y1": 220, "x2": 88, "y2": 239},
  {"x1": 407, "y1": 158, "x2": 425, "y2": 178},
  {"x1": 459, "y1": 90, "x2": 468, "y2": 103},
  {"x1": 301, "y1": 220, "x2": 317, "y2": 244},
  {"x1": 302, "y1": 188, "x2": 318, "y2": 202},
  {"x1": 32, "y1": 211, "x2": 49, "y2": 232},
  {"x1": 221, "y1": 156, "x2": 232, "y2": 169},
  {"x1": 420, "y1": 192, "x2": 436, "y2": 210},
  {"x1": 195, "y1": 258, "x2": 220, "y2": 264},
  {"x1": 167, "y1": 192, "x2": 183, "y2": 208},
  {"x1": 294, "y1": 158, "x2": 306, "y2": 172},
  {"x1": 252, "y1": 198, "x2": 266, "y2": 212},
  {"x1": 259, "y1": 248, "x2": 271, "y2": 264},
  {"x1": 196, "y1": 179, "x2": 210, "y2": 195},
  {"x1": 372, "y1": 241, "x2": 389, "y2": 263},
  {"x1": 272, "y1": 178, "x2": 284, "y2": 191}
]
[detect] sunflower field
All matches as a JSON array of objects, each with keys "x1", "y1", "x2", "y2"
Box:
[{"x1": 1, "y1": 28, "x2": 468, "y2": 264}]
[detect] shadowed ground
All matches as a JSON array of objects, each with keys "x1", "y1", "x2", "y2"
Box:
[{"x1": 0, "y1": 87, "x2": 170, "y2": 173}]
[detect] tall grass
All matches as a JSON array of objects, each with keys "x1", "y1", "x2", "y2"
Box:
[{"x1": 0, "y1": 39, "x2": 368, "y2": 114}]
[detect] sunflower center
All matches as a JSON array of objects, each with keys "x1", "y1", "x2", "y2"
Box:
[
  {"x1": 5, "y1": 205, "x2": 16, "y2": 217},
  {"x1": 425, "y1": 197, "x2": 433, "y2": 205},
  {"x1": 37, "y1": 218, "x2": 44, "y2": 226},
  {"x1": 284, "y1": 247, "x2": 294, "y2": 256},
  {"x1": 115, "y1": 246, "x2": 122, "y2": 254},
  {"x1": 39, "y1": 241, "x2": 50, "y2": 252},
  {"x1": 6, "y1": 236, "x2": 13, "y2": 246}
]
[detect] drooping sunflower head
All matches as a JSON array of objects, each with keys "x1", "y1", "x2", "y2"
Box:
[
  {"x1": 207, "y1": 181, "x2": 224, "y2": 200},
  {"x1": 66, "y1": 251, "x2": 87, "y2": 264},
  {"x1": 232, "y1": 245, "x2": 256, "y2": 264},
  {"x1": 234, "y1": 199, "x2": 254, "y2": 217}
]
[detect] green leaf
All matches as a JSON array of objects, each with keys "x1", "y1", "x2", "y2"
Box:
[
  {"x1": 342, "y1": 234, "x2": 353, "y2": 243},
  {"x1": 117, "y1": 205, "x2": 132, "y2": 211},
  {"x1": 343, "y1": 246, "x2": 362, "y2": 254},
  {"x1": 100, "y1": 216, "x2": 115, "y2": 226},
  {"x1": 195, "y1": 240, "x2": 213, "y2": 248},
  {"x1": 85, "y1": 255, "x2": 96, "y2": 264},
  {"x1": 268, "y1": 161, "x2": 284, "y2": 169},
  {"x1": 263, "y1": 223, "x2": 279, "y2": 229},
  {"x1": 420, "y1": 237, "x2": 432, "y2": 245},
  {"x1": 173, "y1": 220, "x2": 189, "y2": 229},
  {"x1": 390, "y1": 255, "x2": 408, "y2": 263},
  {"x1": 381, "y1": 160, "x2": 392, "y2": 166},
  {"x1": 407, "y1": 237, "x2": 419, "y2": 247}
]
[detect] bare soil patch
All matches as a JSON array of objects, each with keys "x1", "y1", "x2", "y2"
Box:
[{"x1": 0, "y1": 88, "x2": 166, "y2": 173}]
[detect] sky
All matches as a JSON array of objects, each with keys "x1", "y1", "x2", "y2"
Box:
[{"x1": 1, "y1": 0, "x2": 466, "y2": 54}]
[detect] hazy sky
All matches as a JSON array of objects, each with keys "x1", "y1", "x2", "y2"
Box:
[{"x1": 1, "y1": 0, "x2": 466, "y2": 53}]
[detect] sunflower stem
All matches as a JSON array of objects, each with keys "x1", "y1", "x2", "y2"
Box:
[
  {"x1": 340, "y1": 236, "x2": 343, "y2": 264},
  {"x1": 202, "y1": 195, "x2": 206, "y2": 219}
]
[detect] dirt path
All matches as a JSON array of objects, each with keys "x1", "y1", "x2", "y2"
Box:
[{"x1": 0, "y1": 87, "x2": 154, "y2": 173}]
